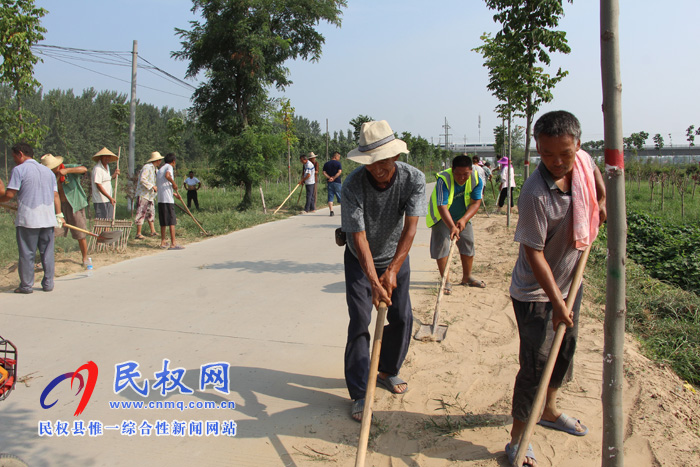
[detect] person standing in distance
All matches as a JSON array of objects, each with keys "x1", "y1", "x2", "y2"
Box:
[{"x1": 323, "y1": 151, "x2": 342, "y2": 217}]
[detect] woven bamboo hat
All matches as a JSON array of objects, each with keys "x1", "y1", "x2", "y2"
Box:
[
  {"x1": 147, "y1": 151, "x2": 164, "y2": 163},
  {"x1": 40, "y1": 154, "x2": 64, "y2": 170},
  {"x1": 92, "y1": 147, "x2": 118, "y2": 162},
  {"x1": 347, "y1": 120, "x2": 408, "y2": 165}
]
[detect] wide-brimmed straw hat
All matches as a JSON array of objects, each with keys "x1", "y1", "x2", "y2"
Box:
[
  {"x1": 347, "y1": 120, "x2": 409, "y2": 165},
  {"x1": 307, "y1": 152, "x2": 317, "y2": 159},
  {"x1": 92, "y1": 147, "x2": 118, "y2": 162},
  {"x1": 147, "y1": 151, "x2": 164, "y2": 163},
  {"x1": 40, "y1": 153, "x2": 64, "y2": 170}
]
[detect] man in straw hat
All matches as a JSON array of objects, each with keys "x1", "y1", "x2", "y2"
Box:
[
  {"x1": 134, "y1": 151, "x2": 164, "y2": 239},
  {"x1": 298, "y1": 152, "x2": 317, "y2": 213},
  {"x1": 41, "y1": 154, "x2": 89, "y2": 265},
  {"x1": 506, "y1": 111, "x2": 606, "y2": 466},
  {"x1": 341, "y1": 120, "x2": 426, "y2": 421},
  {"x1": 91, "y1": 147, "x2": 120, "y2": 219},
  {"x1": 0, "y1": 142, "x2": 63, "y2": 293}
]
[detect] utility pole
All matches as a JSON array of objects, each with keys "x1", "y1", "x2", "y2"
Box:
[
  {"x1": 325, "y1": 118, "x2": 329, "y2": 160},
  {"x1": 440, "y1": 118, "x2": 451, "y2": 152},
  {"x1": 128, "y1": 40, "x2": 138, "y2": 211}
]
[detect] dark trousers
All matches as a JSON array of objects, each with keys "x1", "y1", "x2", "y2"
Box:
[
  {"x1": 498, "y1": 187, "x2": 515, "y2": 207},
  {"x1": 344, "y1": 248, "x2": 413, "y2": 400},
  {"x1": 511, "y1": 287, "x2": 582, "y2": 422},
  {"x1": 187, "y1": 190, "x2": 199, "y2": 210},
  {"x1": 304, "y1": 183, "x2": 315, "y2": 212},
  {"x1": 16, "y1": 226, "x2": 55, "y2": 291}
]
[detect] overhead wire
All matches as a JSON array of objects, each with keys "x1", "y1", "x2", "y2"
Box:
[{"x1": 33, "y1": 44, "x2": 195, "y2": 100}]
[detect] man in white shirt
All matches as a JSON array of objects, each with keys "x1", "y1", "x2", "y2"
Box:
[
  {"x1": 156, "y1": 153, "x2": 184, "y2": 250},
  {"x1": 91, "y1": 147, "x2": 120, "y2": 219},
  {"x1": 0, "y1": 142, "x2": 63, "y2": 293},
  {"x1": 183, "y1": 171, "x2": 202, "y2": 211},
  {"x1": 298, "y1": 153, "x2": 316, "y2": 213}
]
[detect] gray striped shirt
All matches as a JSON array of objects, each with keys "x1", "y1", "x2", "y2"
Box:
[{"x1": 509, "y1": 161, "x2": 584, "y2": 302}]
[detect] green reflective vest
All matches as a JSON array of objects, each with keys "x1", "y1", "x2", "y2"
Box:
[{"x1": 426, "y1": 168, "x2": 478, "y2": 228}]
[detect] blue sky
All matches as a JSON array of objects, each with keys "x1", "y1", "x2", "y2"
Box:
[{"x1": 33, "y1": 0, "x2": 700, "y2": 147}]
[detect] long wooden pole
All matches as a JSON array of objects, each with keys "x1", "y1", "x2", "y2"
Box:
[
  {"x1": 355, "y1": 301, "x2": 388, "y2": 467},
  {"x1": 112, "y1": 147, "x2": 120, "y2": 227},
  {"x1": 512, "y1": 246, "x2": 591, "y2": 467},
  {"x1": 273, "y1": 184, "x2": 300, "y2": 214},
  {"x1": 600, "y1": 0, "x2": 626, "y2": 465}
]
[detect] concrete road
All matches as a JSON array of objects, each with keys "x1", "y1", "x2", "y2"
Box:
[{"x1": 0, "y1": 203, "x2": 437, "y2": 467}]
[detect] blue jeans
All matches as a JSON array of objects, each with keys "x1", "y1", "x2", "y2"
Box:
[
  {"x1": 343, "y1": 248, "x2": 412, "y2": 400},
  {"x1": 327, "y1": 182, "x2": 341, "y2": 203}
]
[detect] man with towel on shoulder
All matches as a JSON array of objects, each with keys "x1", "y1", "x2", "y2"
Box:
[{"x1": 506, "y1": 111, "x2": 606, "y2": 466}]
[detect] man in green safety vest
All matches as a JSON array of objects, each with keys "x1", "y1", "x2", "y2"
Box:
[{"x1": 427, "y1": 154, "x2": 485, "y2": 294}]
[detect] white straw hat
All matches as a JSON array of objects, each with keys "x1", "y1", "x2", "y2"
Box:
[
  {"x1": 347, "y1": 120, "x2": 408, "y2": 164},
  {"x1": 147, "y1": 151, "x2": 164, "y2": 163},
  {"x1": 40, "y1": 153, "x2": 64, "y2": 170}
]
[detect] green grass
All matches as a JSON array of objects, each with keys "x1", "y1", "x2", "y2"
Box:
[
  {"x1": 625, "y1": 177, "x2": 700, "y2": 224},
  {"x1": 587, "y1": 233, "x2": 700, "y2": 385}
]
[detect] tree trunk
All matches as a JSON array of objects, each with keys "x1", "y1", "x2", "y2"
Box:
[
  {"x1": 507, "y1": 110, "x2": 512, "y2": 228},
  {"x1": 523, "y1": 95, "x2": 533, "y2": 181},
  {"x1": 600, "y1": 1, "x2": 626, "y2": 465}
]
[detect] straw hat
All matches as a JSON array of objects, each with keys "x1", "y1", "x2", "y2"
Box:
[
  {"x1": 92, "y1": 147, "x2": 119, "y2": 162},
  {"x1": 40, "y1": 153, "x2": 64, "y2": 170},
  {"x1": 147, "y1": 151, "x2": 164, "y2": 163},
  {"x1": 347, "y1": 120, "x2": 408, "y2": 165},
  {"x1": 307, "y1": 152, "x2": 317, "y2": 159}
]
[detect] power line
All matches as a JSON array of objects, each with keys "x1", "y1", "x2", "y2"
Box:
[
  {"x1": 34, "y1": 44, "x2": 195, "y2": 99},
  {"x1": 36, "y1": 52, "x2": 192, "y2": 100}
]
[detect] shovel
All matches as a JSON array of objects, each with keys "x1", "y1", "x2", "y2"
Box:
[
  {"x1": 355, "y1": 301, "x2": 388, "y2": 467},
  {"x1": 511, "y1": 244, "x2": 592, "y2": 467},
  {"x1": 413, "y1": 237, "x2": 456, "y2": 342}
]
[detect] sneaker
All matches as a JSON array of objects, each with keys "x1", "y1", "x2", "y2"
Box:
[{"x1": 330, "y1": 211, "x2": 334, "y2": 217}]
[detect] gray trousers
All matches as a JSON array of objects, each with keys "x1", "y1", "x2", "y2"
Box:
[{"x1": 16, "y1": 226, "x2": 55, "y2": 291}]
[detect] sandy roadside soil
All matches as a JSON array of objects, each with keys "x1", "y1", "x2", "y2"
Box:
[
  {"x1": 290, "y1": 212, "x2": 700, "y2": 466},
  {"x1": 1, "y1": 210, "x2": 698, "y2": 466}
]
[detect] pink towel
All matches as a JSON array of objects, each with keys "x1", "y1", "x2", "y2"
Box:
[{"x1": 571, "y1": 150, "x2": 600, "y2": 251}]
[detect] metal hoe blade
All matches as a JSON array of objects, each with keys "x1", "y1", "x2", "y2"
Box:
[{"x1": 413, "y1": 323, "x2": 448, "y2": 342}]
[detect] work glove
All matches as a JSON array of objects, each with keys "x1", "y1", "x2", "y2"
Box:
[{"x1": 56, "y1": 212, "x2": 64, "y2": 228}]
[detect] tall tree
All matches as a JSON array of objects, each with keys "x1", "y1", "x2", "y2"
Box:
[
  {"x1": 653, "y1": 133, "x2": 664, "y2": 151},
  {"x1": 0, "y1": 0, "x2": 48, "y2": 145},
  {"x1": 349, "y1": 114, "x2": 373, "y2": 142},
  {"x1": 481, "y1": 0, "x2": 572, "y2": 180},
  {"x1": 173, "y1": 0, "x2": 346, "y2": 207},
  {"x1": 601, "y1": 1, "x2": 625, "y2": 464},
  {"x1": 686, "y1": 125, "x2": 695, "y2": 147}
]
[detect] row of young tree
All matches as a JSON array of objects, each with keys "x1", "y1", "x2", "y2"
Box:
[{"x1": 627, "y1": 162, "x2": 700, "y2": 219}]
